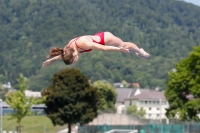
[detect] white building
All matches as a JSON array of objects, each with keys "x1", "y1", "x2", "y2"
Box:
[
  {"x1": 25, "y1": 90, "x2": 41, "y2": 98},
  {"x1": 3, "y1": 82, "x2": 11, "y2": 88},
  {"x1": 115, "y1": 88, "x2": 142, "y2": 114},
  {"x1": 113, "y1": 83, "x2": 124, "y2": 88},
  {"x1": 124, "y1": 90, "x2": 169, "y2": 120}
]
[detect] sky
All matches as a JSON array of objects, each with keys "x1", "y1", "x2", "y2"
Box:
[{"x1": 183, "y1": 0, "x2": 200, "y2": 6}]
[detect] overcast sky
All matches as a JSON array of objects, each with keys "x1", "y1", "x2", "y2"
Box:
[{"x1": 184, "y1": 0, "x2": 200, "y2": 6}]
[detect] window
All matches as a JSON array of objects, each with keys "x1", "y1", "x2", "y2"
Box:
[
  {"x1": 145, "y1": 101, "x2": 147, "y2": 104},
  {"x1": 157, "y1": 114, "x2": 160, "y2": 117},
  {"x1": 149, "y1": 107, "x2": 151, "y2": 110},
  {"x1": 129, "y1": 101, "x2": 132, "y2": 105},
  {"x1": 157, "y1": 108, "x2": 160, "y2": 110},
  {"x1": 122, "y1": 110, "x2": 125, "y2": 114}
]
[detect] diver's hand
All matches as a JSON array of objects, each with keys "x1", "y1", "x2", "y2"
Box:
[
  {"x1": 119, "y1": 47, "x2": 130, "y2": 53},
  {"x1": 42, "y1": 59, "x2": 52, "y2": 67}
]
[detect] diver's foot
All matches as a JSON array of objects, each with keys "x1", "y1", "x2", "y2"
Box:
[{"x1": 139, "y1": 48, "x2": 150, "y2": 58}]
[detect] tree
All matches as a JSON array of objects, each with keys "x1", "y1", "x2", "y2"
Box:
[
  {"x1": 92, "y1": 80, "x2": 117, "y2": 112},
  {"x1": 42, "y1": 68, "x2": 100, "y2": 133},
  {"x1": 126, "y1": 105, "x2": 146, "y2": 118},
  {"x1": 165, "y1": 46, "x2": 200, "y2": 121},
  {"x1": 5, "y1": 74, "x2": 44, "y2": 133}
]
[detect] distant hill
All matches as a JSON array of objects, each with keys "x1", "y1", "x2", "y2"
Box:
[{"x1": 0, "y1": 0, "x2": 200, "y2": 90}]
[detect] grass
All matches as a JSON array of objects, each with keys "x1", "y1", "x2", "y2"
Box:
[{"x1": 2, "y1": 116, "x2": 68, "y2": 133}]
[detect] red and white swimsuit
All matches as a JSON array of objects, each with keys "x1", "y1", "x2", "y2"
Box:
[{"x1": 68, "y1": 32, "x2": 105, "y2": 53}]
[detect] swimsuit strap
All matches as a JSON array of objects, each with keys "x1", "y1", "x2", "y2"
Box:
[
  {"x1": 88, "y1": 36, "x2": 96, "y2": 42},
  {"x1": 74, "y1": 36, "x2": 85, "y2": 51},
  {"x1": 67, "y1": 37, "x2": 79, "y2": 47},
  {"x1": 73, "y1": 36, "x2": 92, "y2": 53}
]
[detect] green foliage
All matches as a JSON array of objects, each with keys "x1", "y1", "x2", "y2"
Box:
[
  {"x1": 165, "y1": 46, "x2": 200, "y2": 121},
  {"x1": 42, "y1": 68, "x2": 100, "y2": 128},
  {"x1": 1, "y1": 0, "x2": 200, "y2": 90},
  {"x1": 0, "y1": 82, "x2": 8, "y2": 100},
  {"x1": 92, "y1": 80, "x2": 117, "y2": 112},
  {"x1": 126, "y1": 104, "x2": 146, "y2": 118},
  {"x1": 0, "y1": 74, "x2": 6, "y2": 84},
  {"x1": 5, "y1": 74, "x2": 44, "y2": 126},
  {"x1": 17, "y1": 74, "x2": 28, "y2": 92}
]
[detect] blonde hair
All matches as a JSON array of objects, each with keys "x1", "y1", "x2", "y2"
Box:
[{"x1": 46, "y1": 47, "x2": 75, "y2": 65}]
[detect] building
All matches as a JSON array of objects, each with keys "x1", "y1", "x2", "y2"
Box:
[
  {"x1": 6, "y1": 89, "x2": 41, "y2": 98},
  {"x1": 2, "y1": 82, "x2": 11, "y2": 89},
  {"x1": 115, "y1": 88, "x2": 138, "y2": 114},
  {"x1": 124, "y1": 90, "x2": 169, "y2": 120},
  {"x1": 0, "y1": 101, "x2": 46, "y2": 116},
  {"x1": 113, "y1": 83, "x2": 124, "y2": 88},
  {"x1": 115, "y1": 88, "x2": 142, "y2": 114},
  {"x1": 25, "y1": 90, "x2": 41, "y2": 98}
]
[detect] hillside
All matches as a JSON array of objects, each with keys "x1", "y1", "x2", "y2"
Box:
[{"x1": 0, "y1": 0, "x2": 200, "y2": 90}]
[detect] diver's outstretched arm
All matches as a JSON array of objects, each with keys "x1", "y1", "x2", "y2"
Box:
[{"x1": 42, "y1": 55, "x2": 61, "y2": 67}]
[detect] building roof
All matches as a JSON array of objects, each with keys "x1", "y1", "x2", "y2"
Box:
[
  {"x1": 140, "y1": 89, "x2": 151, "y2": 93},
  {"x1": 126, "y1": 90, "x2": 166, "y2": 100},
  {"x1": 115, "y1": 88, "x2": 137, "y2": 103}
]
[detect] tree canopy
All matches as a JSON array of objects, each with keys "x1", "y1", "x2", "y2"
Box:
[
  {"x1": 42, "y1": 68, "x2": 100, "y2": 133},
  {"x1": 165, "y1": 46, "x2": 200, "y2": 121},
  {"x1": 92, "y1": 80, "x2": 117, "y2": 112},
  {"x1": 126, "y1": 104, "x2": 146, "y2": 118}
]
